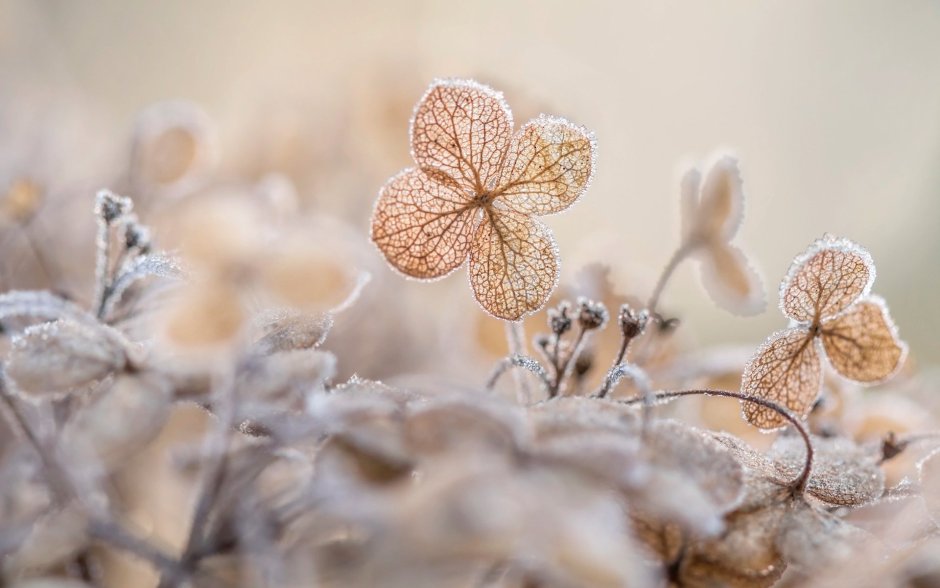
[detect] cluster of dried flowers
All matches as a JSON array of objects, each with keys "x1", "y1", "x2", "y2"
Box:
[{"x1": 0, "y1": 78, "x2": 937, "y2": 588}]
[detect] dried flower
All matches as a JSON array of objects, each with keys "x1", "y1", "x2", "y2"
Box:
[
  {"x1": 742, "y1": 235, "x2": 907, "y2": 429},
  {"x1": 679, "y1": 155, "x2": 766, "y2": 316},
  {"x1": 371, "y1": 79, "x2": 595, "y2": 320},
  {"x1": 576, "y1": 296, "x2": 609, "y2": 330}
]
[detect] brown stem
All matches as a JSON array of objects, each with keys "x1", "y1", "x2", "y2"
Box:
[
  {"x1": 486, "y1": 354, "x2": 551, "y2": 397},
  {"x1": 619, "y1": 388, "x2": 814, "y2": 494},
  {"x1": 551, "y1": 326, "x2": 587, "y2": 398}
]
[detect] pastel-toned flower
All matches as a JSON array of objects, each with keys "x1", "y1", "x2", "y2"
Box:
[
  {"x1": 742, "y1": 235, "x2": 907, "y2": 429},
  {"x1": 371, "y1": 79, "x2": 595, "y2": 320}
]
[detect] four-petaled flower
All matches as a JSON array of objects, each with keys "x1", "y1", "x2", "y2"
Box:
[
  {"x1": 742, "y1": 235, "x2": 907, "y2": 429},
  {"x1": 370, "y1": 79, "x2": 595, "y2": 321}
]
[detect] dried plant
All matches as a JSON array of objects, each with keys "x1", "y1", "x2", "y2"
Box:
[{"x1": 0, "y1": 76, "x2": 936, "y2": 588}]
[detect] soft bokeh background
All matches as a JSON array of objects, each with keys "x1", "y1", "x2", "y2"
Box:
[{"x1": 2, "y1": 0, "x2": 939, "y2": 365}]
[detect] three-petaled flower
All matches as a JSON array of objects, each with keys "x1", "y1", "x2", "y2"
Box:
[
  {"x1": 370, "y1": 79, "x2": 595, "y2": 321},
  {"x1": 742, "y1": 235, "x2": 907, "y2": 429}
]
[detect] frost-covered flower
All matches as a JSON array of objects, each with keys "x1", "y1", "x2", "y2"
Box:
[
  {"x1": 742, "y1": 235, "x2": 907, "y2": 429},
  {"x1": 370, "y1": 79, "x2": 595, "y2": 321}
]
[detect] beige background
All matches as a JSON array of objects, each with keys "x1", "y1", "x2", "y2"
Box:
[{"x1": 3, "y1": 0, "x2": 939, "y2": 363}]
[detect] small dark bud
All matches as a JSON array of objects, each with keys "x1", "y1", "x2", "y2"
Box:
[
  {"x1": 95, "y1": 190, "x2": 132, "y2": 223},
  {"x1": 618, "y1": 304, "x2": 649, "y2": 339},
  {"x1": 881, "y1": 431, "x2": 907, "y2": 462},
  {"x1": 124, "y1": 220, "x2": 152, "y2": 252},
  {"x1": 547, "y1": 301, "x2": 572, "y2": 335},
  {"x1": 576, "y1": 297, "x2": 608, "y2": 331}
]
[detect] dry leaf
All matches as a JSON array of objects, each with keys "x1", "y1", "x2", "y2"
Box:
[
  {"x1": 6, "y1": 320, "x2": 127, "y2": 396},
  {"x1": 741, "y1": 328, "x2": 821, "y2": 429},
  {"x1": 371, "y1": 79, "x2": 595, "y2": 320}
]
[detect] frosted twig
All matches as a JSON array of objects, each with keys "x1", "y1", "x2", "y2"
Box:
[
  {"x1": 504, "y1": 321, "x2": 531, "y2": 402},
  {"x1": 486, "y1": 354, "x2": 550, "y2": 400}
]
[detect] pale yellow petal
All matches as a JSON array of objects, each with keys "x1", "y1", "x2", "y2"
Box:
[{"x1": 495, "y1": 115, "x2": 594, "y2": 215}]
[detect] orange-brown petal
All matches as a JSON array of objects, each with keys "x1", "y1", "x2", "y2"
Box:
[
  {"x1": 371, "y1": 168, "x2": 477, "y2": 279},
  {"x1": 410, "y1": 79, "x2": 513, "y2": 193},
  {"x1": 780, "y1": 236, "x2": 874, "y2": 323},
  {"x1": 742, "y1": 328, "x2": 822, "y2": 429},
  {"x1": 468, "y1": 206, "x2": 558, "y2": 320},
  {"x1": 820, "y1": 297, "x2": 906, "y2": 383}
]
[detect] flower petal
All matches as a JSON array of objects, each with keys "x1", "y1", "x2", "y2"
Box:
[
  {"x1": 495, "y1": 115, "x2": 595, "y2": 215},
  {"x1": 696, "y1": 155, "x2": 744, "y2": 242},
  {"x1": 780, "y1": 236, "x2": 874, "y2": 323},
  {"x1": 820, "y1": 297, "x2": 907, "y2": 383},
  {"x1": 468, "y1": 206, "x2": 558, "y2": 320},
  {"x1": 742, "y1": 328, "x2": 822, "y2": 429},
  {"x1": 370, "y1": 168, "x2": 477, "y2": 279},
  {"x1": 410, "y1": 79, "x2": 513, "y2": 192},
  {"x1": 698, "y1": 242, "x2": 766, "y2": 316}
]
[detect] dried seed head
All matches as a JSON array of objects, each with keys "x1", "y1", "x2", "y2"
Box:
[
  {"x1": 123, "y1": 217, "x2": 152, "y2": 252},
  {"x1": 576, "y1": 297, "x2": 608, "y2": 331},
  {"x1": 95, "y1": 189, "x2": 132, "y2": 224},
  {"x1": 548, "y1": 300, "x2": 573, "y2": 335},
  {"x1": 5, "y1": 320, "x2": 127, "y2": 396},
  {"x1": 618, "y1": 304, "x2": 648, "y2": 339}
]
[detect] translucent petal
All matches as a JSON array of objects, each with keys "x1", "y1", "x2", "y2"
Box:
[
  {"x1": 697, "y1": 155, "x2": 744, "y2": 242},
  {"x1": 495, "y1": 115, "x2": 594, "y2": 215},
  {"x1": 370, "y1": 168, "x2": 478, "y2": 279},
  {"x1": 769, "y1": 435, "x2": 885, "y2": 506},
  {"x1": 741, "y1": 328, "x2": 822, "y2": 429},
  {"x1": 410, "y1": 79, "x2": 513, "y2": 192},
  {"x1": 698, "y1": 242, "x2": 767, "y2": 316},
  {"x1": 468, "y1": 206, "x2": 558, "y2": 320},
  {"x1": 780, "y1": 236, "x2": 875, "y2": 323},
  {"x1": 820, "y1": 297, "x2": 907, "y2": 383}
]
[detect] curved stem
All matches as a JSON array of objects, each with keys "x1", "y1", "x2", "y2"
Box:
[
  {"x1": 486, "y1": 354, "x2": 551, "y2": 399},
  {"x1": 647, "y1": 241, "x2": 696, "y2": 315},
  {"x1": 620, "y1": 388, "x2": 814, "y2": 494}
]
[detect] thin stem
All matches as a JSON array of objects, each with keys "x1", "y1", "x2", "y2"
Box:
[
  {"x1": 486, "y1": 354, "x2": 551, "y2": 398},
  {"x1": 647, "y1": 241, "x2": 696, "y2": 315},
  {"x1": 551, "y1": 326, "x2": 587, "y2": 398},
  {"x1": 620, "y1": 388, "x2": 814, "y2": 494},
  {"x1": 504, "y1": 321, "x2": 531, "y2": 402},
  {"x1": 596, "y1": 333, "x2": 640, "y2": 398}
]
